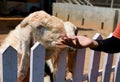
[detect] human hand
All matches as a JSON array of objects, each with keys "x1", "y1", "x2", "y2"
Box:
[{"x1": 60, "y1": 35, "x2": 94, "y2": 49}]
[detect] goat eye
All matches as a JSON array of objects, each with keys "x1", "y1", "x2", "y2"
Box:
[{"x1": 37, "y1": 25, "x2": 44, "y2": 29}]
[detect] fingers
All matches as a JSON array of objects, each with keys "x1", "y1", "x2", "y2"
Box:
[
  {"x1": 61, "y1": 36, "x2": 83, "y2": 48},
  {"x1": 53, "y1": 41, "x2": 68, "y2": 48},
  {"x1": 56, "y1": 35, "x2": 82, "y2": 49},
  {"x1": 61, "y1": 37, "x2": 77, "y2": 48}
]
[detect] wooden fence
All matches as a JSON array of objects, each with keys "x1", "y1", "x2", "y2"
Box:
[{"x1": 0, "y1": 33, "x2": 120, "y2": 82}]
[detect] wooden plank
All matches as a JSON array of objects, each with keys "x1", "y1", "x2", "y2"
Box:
[
  {"x1": 0, "y1": 46, "x2": 17, "y2": 82},
  {"x1": 30, "y1": 42, "x2": 45, "y2": 82},
  {"x1": 114, "y1": 53, "x2": 120, "y2": 82},
  {"x1": 102, "y1": 53, "x2": 114, "y2": 82},
  {"x1": 73, "y1": 48, "x2": 86, "y2": 82},
  {"x1": 54, "y1": 49, "x2": 67, "y2": 82},
  {"x1": 102, "y1": 33, "x2": 114, "y2": 82},
  {"x1": 88, "y1": 33, "x2": 102, "y2": 82},
  {"x1": 0, "y1": 18, "x2": 24, "y2": 21},
  {"x1": 82, "y1": 66, "x2": 115, "y2": 81},
  {"x1": 88, "y1": 50, "x2": 101, "y2": 82}
]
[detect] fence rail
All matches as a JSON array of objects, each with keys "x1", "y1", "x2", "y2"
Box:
[{"x1": 0, "y1": 33, "x2": 120, "y2": 82}]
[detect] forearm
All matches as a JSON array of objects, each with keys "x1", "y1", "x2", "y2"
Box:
[{"x1": 90, "y1": 36, "x2": 120, "y2": 53}]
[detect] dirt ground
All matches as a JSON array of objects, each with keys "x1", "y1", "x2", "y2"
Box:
[{"x1": 0, "y1": 19, "x2": 115, "y2": 82}]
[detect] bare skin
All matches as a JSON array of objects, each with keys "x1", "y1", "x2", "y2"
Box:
[{"x1": 56, "y1": 35, "x2": 98, "y2": 49}]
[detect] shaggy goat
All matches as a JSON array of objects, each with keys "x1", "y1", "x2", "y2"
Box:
[{"x1": 0, "y1": 11, "x2": 77, "y2": 82}]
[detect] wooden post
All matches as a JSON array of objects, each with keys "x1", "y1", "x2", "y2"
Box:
[
  {"x1": 0, "y1": 46, "x2": 17, "y2": 82},
  {"x1": 114, "y1": 53, "x2": 120, "y2": 82},
  {"x1": 30, "y1": 42, "x2": 45, "y2": 82},
  {"x1": 73, "y1": 48, "x2": 86, "y2": 82},
  {"x1": 102, "y1": 33, "x2": 114, "y2": 82},
  {"x1": 54, "y1": 49, "x2": 67, "y2": 82},
  {"x1": 88, "y1": 33, "x2": 102, "y2": 82},
  {"x1": 111, "y1": 0, "x2": 114, "y2": 8}
]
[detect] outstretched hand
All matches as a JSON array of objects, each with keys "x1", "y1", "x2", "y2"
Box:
[{"x1": 56, "y1": 35, "x2": 97, "y2": 49}]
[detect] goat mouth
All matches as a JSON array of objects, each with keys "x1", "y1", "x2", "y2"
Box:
[{"x1": 50, "y1": 41, "x2": 57, "y2": 47}]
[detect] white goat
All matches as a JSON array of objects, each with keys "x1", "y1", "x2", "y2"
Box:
[{"x1": 0, "y1": 11, "x2": 78, "y2": 82}]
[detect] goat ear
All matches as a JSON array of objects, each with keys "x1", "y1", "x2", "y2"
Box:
[{"x1": 20, "y1": 17, "x2": 29, "y2": 27}]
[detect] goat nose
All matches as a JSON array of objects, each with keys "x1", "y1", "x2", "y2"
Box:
[{"x1": 75, "y1": 28, "x2": 78, "y2": 35}]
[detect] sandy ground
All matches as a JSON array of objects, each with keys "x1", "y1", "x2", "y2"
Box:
[{"x1": 0, "y1": 19, "x2": 115, "y2": 82}]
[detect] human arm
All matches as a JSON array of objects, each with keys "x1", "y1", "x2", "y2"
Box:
[
  {"x1": 60, "y1": 35, "x2": 120, "y2": 53},
  {"x1": 92, "y1": 22, "x2": 120, "y2": 53},
  {"x1": 91, "y1": 36, "x2": 120, "y2": 53},
  {"x1": 61, "y1": 35, "x2": 98, "y2": 49},
  {"x1": 57, "y1": 22, "x2": 120, "y2": 53}
]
